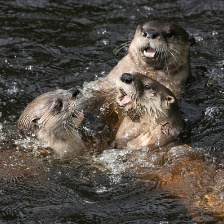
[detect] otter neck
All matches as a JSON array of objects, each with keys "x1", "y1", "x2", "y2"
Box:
[
  {"x1": 128, "y1": 50, "x2": 156, "y2": 73},
  {"x1": 127, "y1": 107, "x2": 169, "y2": 131}
]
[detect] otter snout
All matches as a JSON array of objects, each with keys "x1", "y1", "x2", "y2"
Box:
[
  {"x1": 69, "y1": 88, "x2": 80, "y2": 97},
  {"x1": 120, "y1": 73, "x2": 133, "y2": 84},
  {"x1": 142, "y1": 29, "x2": 159, "y2": 39}
]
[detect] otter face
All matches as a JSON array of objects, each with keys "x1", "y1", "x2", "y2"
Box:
[
  {"x1": 18, "y1": 88, "x2": 84, "y2": 135},
  {"x1": 129, "y1": 21, "x2": 194, "y2": 70},
  {"x1": 116, "y1": 73, "x2": 176, "y2": 119}
]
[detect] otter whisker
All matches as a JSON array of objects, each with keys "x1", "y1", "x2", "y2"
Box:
[
  {"x1": 156, "y1": 44, "x2": 166, "y2": 65},
  {"x1": 160, "y1": 45, "x2": 170, "y2": 77},
  {"x1": 170, "y1": 47, "x2": 188, "y2": 66},
  {"x1": 65, "y1": 122, "x2": 77, "y2": 137},
  {"x1": 167, "y1": 48, "x2": 180, "y2": 66},
  {"x1": 113, "y1": 41, "x2": 131, "y2": 55}
]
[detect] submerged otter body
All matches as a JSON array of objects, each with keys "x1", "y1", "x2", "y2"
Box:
[
  {"x1": 106, "y1": 20, "x2": 194, "y2": 98},
  {"x1": 114, "y1": 72, "x2": 184, "y2": 149},
  {"x1": 18, "y1": 88, "x2": 86, "y2": 158}
]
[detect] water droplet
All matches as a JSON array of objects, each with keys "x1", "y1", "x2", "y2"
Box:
[
  {"x1": 7, "y1": 86, "x2": 19, "y2": 94},
  {"x1": 102, "y1": 39, "x2": 109, "y2": 45},
  {"x1": 204, "y1": 107, "x2": 219, "y2": 118},
  {"x1": 143, "y1": 6, "x2": 153, "y2": 11},
  {"x1": 195, "y1": 36, "x2": 203, "y2": 42},
  {"x1": 25, "y1": 65, "x2": 33, "y2": 70}
]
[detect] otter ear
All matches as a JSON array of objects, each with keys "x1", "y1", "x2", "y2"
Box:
[
  {"x1": 52, "y1": 99, "x2": 63, "y2": 111},
  {"x1": 31, "y1": 118, "x2": 40, "y2": 129},
  {"x1": 136, "y1": 24, "x2": 142, "y2": 33},
  {"x1": 189, "y1": 36, "x2": 195, "y2": 46},
  {"x1": 166, "y1": 95, "x2": 175, "y2": 105}
]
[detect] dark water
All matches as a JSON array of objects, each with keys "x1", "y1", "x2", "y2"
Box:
[{"x1": 0, "y1": 0, "x2": 224, "y2": 223}]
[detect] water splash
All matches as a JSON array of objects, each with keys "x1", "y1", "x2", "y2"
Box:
[{"x1": 94, "y1": 149, "x2": 129, "y2": 184}]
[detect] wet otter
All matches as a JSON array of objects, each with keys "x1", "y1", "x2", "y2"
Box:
[
  {"x1": 95, "y1": 145, "x2": 224, "y2": 221},
  {"x1": 114, "y1": 72, "x2": 184, "y2": 149},
  {"x1": 18, "y1": 88, "x2": 86, "y2": 158},
  {"x1": 67, "y1": 21, "x2": 193, "y2": 146},
  {"x1": 105, "y1": 20, "x2": 195, "y2": 98}
]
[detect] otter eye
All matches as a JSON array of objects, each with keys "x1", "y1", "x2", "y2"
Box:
[
  {"x1": 53, "y1": 99, "x2": 63, "y2": 111},
  {"x1": 166, "y1": 30, "x2": 175, "y2": 38},
  {"x1": 144, "y1": 84, "x2": 152, "y2": 90},
  {"x1": 142, "y1": 31, "x2": 148, "y2": 37},
  {"x1": 70, "y1": 88, "x2": 80, "y2": 98}
]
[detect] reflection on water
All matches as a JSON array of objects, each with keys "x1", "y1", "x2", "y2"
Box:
[{"x1": 0, "y1": 0, "x2": 224, "y2": 223}]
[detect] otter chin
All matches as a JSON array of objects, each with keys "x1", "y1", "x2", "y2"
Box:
[
  {"x1": 114, "y1": 72, "x2": 184, "y2": 149},
  {"x1": 106, "y1": 20, "x2": 195, "y2": 98},
  {"x1": 18, "y1": 88, "x2": 86, "y2": 158}
]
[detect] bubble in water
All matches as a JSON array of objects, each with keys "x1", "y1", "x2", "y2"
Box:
[
  {"x1": 94, "y1": 149, "x2": 129, "y2": 184},
  {"x1": 102, "y1": 39, "x2": 109, "y2": 45},
  {"x1": 204, "y1": 107, "x2": 219, "y2": 118},
  {"x1": 8, "y1": 86, "x2": 18, "y2": 94},
  {"x1": 95, "y1": 186, "x2": 110, "y2": 193},
  {"x1": 97, "y1": 29, "x2": 107, "y2": 35},
  {"x1": 101, "y1": 29, "x2": 107, "y2": 35},
  {"x1": 217, "y1": 60, "x2": 224, "y2": 68},
  {"x1": 212, "y1": 31, "x2": 218, "y2": 35},
  {"x1": 25, "y1": 65, "x2": 33, "y2": 70},
  {"x1": 195, "y1": 35, "x2": 203, "y2": 42}
]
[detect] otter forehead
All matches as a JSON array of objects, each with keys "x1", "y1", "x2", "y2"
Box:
[
  {"x1": 142, "y1": 21, "x2": 171, "y2": 31},
  {"x1": 136, "y1": 21, "x2": 189, "y2": 42},
  {"x1": 133, "y1": 73, "x2": 156, "y2": 85},
  {"x1": 141, "y1": 21, "x2": 187, "y2": 34},
  {"x1": 18, "y1": 88, "x2": 81, "y2": 130},
  {"x1": 53, "y1": 88, "x2": 80, "y2": 99},
  {"x1": 118, "y1": 73, "x2": 159, "y2": 98},
  {"x1": 118, "y1": 72, "x2": 176, "y2": 100},
  {"x1": 119, "y1": 72, "x2": 158, "y2": 88}
]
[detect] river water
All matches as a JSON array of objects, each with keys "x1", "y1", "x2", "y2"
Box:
[{"x1": 0, "y1": 0, "x2": 224, "y2": 223}]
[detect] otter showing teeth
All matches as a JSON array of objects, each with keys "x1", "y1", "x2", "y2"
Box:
[
  {"x1": 104, "y1": 20, "x2": 195, "y2": 98},
  {"x1": 143, "y1": 47, "x2": 156, "y2": 58},
  {"x1": 115, "y1": 72, "x2": 184, "y2": 149},
  {"x1": 117, "y1": 89, "x2": 132, "y2": 107}
]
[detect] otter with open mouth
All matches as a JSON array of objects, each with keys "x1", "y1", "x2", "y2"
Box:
[
  {"x1": 115, "y1": 72, "x2": 184, "y2": 149},
  {"x1": 18, "y1": 88, "x2": 86, "y2": 158},
  {"x1": 105, "y1": 20, "x2": 195, "y2": 98}
]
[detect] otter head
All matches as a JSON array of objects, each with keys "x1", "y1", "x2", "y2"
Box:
[
  {"x1": 18, "y1": 88, "x2": 84, "y2": 136},
  {"x1": 129, "y1": 21, "x2": 194, "y2": 70},
  {"x1": 116, "y1": 72, "x2": 176, "y2": 120}
]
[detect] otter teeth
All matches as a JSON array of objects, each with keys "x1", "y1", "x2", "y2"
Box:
[
  {"x1": 72, "y1": 110, "x2": 84, "y2": 125},
  {"x1": 143, "y1": 47, "x2": 156, "y2": 58},
  {"x1": 118, "y1": 89, "x2": 132, "y2": 107}
]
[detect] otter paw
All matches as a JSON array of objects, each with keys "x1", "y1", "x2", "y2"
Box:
[{"x1": 127, "y1": 132, "x2": 152, "y2": 149}]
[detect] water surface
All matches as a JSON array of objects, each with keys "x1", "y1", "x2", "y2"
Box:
[{"x1": 0, "y1": 0, "x2": 224, "y2": 223}]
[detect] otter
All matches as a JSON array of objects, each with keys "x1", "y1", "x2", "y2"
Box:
[
  {"x1": 18, "y1": 88, "x2": 87, "y2": 158},
  {"x1": 68, "y1": 21, "x2": 193, "y2": 145},
  {"x1": 104, "y1": 20, "x2": 195, "y2": 98},
  {"x1": 114, "y1": 72, "x2": 184, "y2": 149}
]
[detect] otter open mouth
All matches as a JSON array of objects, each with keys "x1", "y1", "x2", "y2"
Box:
[
  {"x1": 117, "y1": 88, "x2": 132, "y2": 107},
  {"x1": 72, "y1": 110, "x2": 84, "y2": 125},
  {"x1": 143, "y1": 47, "x2": 156, "y2": 58}
]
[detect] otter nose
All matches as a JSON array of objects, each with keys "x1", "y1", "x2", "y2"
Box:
[
  {"x1": 142, "y1": 29, "x2": 159, "y2": 39},
  {"x1": 120, "y1": 73, "x2": 133, "y2": 84},
  {"x1": 70, "y1": 88, "x2": 80, "y2": 97}
]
